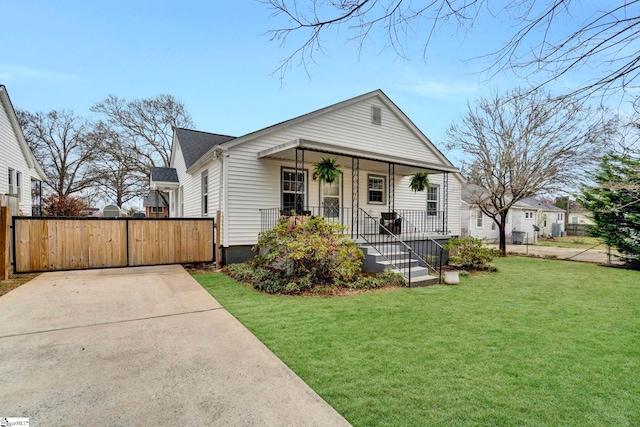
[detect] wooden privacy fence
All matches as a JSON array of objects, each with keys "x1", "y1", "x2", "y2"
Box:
[{"x1": 12, "y1": 217, "x2": 216, "y2": 273}]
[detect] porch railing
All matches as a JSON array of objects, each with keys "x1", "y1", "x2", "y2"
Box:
[
  {"x1": 259, "y1": 206, "x2": 444, "y2": 283},
  {"x1": 356, "y1": 208, "x2": 443, "y2": 284},
  {"x1": 394, "y1": 210, "x2": 444, "y2": 278},
  {"x1": 396, "y1": 209, "x2": 447, "y2": 234},
  {"x1": 260, "y1": 207, "x2": 353, "y2": 232}
]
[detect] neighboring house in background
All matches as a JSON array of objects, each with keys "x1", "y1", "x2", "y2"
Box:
[
  {"x1": 519, "y1": 197, "x2": 566, "y2": 238},
  {"x1": 461, "y1": 186, "x2": 566, "y2": 244},
  {"x1": 0, "y1": 85, "x2": 47, "y2": 215},
  {"x1": 153, "y1": 89, "x2": 463, "y2": 265},
  {"x1": 566, "y1": 199, "x2": 594, "y2": 225},
  {"x1": 143, "y1": 190, "x2": 170, "y2": 218}
]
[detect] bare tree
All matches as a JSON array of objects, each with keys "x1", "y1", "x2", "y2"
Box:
[
  {"x1": 91, "y1": 94, "x2": 194, "y2": 174},
  {"x1": 446, "y1": 87, "x2": 617, "y2": 255},
  {"x1": 90, "y1": 122, "x2": 148, "y2": 208},
  {"x1": 263, "y1": 0, "x2": 640, "y2": 98},
  {"x1": 17, "y1": 109, "x2": 103, "y2": 196}
]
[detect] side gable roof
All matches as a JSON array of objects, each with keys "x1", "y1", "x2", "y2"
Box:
[
  {"x1": 0, "y1": 85, "x2": 47, "y2": 182},
  {"x1": 174, "y1": 127, "x2": 235, "y2": 169},
  {"x1": 188, "y1": 89, "x2": 459, "y2": 176},
  {"x1": 518, "y1": 197, "x2": 565, "y2": 212}
]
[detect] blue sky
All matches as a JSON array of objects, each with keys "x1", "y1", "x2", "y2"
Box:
[{"x1": 0, "y1": 0, "x2": 624, "y2": 162}]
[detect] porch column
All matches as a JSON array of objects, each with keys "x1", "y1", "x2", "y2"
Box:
[
  {"x1": 295, "y1": 148, "x2": 305, "y2": 212},
  {"x1": 388, "y1": 163, "x2": 395, "y2": 213},
  {"x1": 443, "y1": 172, "x2": 449, "y2": 233},
  {"x1": 351, "y1": 157, "x2": 359, "y2": 238}
]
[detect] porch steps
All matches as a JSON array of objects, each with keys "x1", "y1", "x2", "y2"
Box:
[{"x1": 359, "y1": 243, "x2": 439, "y2": 287}]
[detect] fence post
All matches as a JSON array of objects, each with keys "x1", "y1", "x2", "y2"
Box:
[
  {"x1": 215, "y1": 210, "x2": 222, "y2": 269},
  {"x1": 0, "y1": 206, "x2": 10, "y2": 280}
]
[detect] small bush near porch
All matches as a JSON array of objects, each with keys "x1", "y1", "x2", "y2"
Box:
[
  {"x1": 195, "y1": 257, "x2": 640, "y2": 426},
  {"x1": 228, "y1": 215, "x2": 405, "y2": 294}
]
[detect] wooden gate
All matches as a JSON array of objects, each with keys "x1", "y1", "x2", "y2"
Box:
[{"x1": 12, "y1": 217, "x2": 216, "y2": 273}]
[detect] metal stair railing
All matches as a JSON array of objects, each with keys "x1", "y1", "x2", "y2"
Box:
[
  {"x1": 357, "y1": 208, "x2": 422, "y2": 284},
  {"x1": 394, "y1": 211, "x2": 444, "y2": 281}
]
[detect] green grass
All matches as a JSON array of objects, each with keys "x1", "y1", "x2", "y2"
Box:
[
  {"x1": 535, "y1": 236, "x2": 603, "y2": 249},
  {"x1": 194, "y1": 258, "x2": 640, "y2": 426}
]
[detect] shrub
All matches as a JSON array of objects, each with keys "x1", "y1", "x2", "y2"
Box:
[
  {"x1": 444, "y1": 237, "x2": 500, "y2": 270},
  {"x1": 252, "y1": 215, "x2": 363, "y2": 294}
]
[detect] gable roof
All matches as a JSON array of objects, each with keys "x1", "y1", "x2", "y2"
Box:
[
  {"x1": 174, "y1": 128, "x2": 235, "y2": 169},
  {"x1": 185, "y1": 89, "x2": 460, "y2": 177},
  {"x1": 518, "y1": 197, "x2": 565, "y2": 212},
  {"x1": 0, "y1": 85, "x2": 47, "y2": 182},
  {"x1": 150, "y1": 166, "x2": 178, "y2": 183}
]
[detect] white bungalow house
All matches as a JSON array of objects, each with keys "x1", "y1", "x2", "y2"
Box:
[
  {"x1": 0, "y1": 85, "x2": 47, "y2": 215},
  {"x1": 152, "y1": 90, "x2": 462, "y2": 283},
  {"x1": 461, "y1": 185, "x2": 566, "y2": 244}
]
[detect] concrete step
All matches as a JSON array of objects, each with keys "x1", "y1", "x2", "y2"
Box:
[{"x1": 408, "y1": 274, "x2": 440, "y2": 287}]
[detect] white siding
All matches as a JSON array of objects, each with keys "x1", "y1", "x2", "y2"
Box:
[
  {"x1": 180, "y1": 93, "x2": 461, "y2": 247},
  {"x1": 0, "y1": 98, "x2": 41, "y2": 215}
]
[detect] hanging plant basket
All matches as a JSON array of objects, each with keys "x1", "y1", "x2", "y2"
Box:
[
  {"x1": 409, "y1": 172, "x2": 430, "y2": 192},
  {"x1": 314, "y1": 157, "x2": 342, "y2": 184}
]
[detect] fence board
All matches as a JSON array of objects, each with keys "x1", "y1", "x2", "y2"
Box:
[{"x1": 13, "y1": 218, "x2": 213, "y2": 273}]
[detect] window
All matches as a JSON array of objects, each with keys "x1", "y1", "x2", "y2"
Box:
[
  {"x1": 8, "y1": 168, "x2": 14, "y2": 195},
  {"x1": 371, "y1": 106, "x2": 382, "y2": 125},
  {"x1": 152, "y1": 206, "x2": 163, "y2": 213},
  {"x1": 16, "y1": 171, "x2": 22, "y2": 202},
  {"x1": 179, "y1": 186, "x2": 184, "y2": 217},
  {"x1": 558, "y1": 213, "x2": 564, "y2": 221},
  {"x1": 427, "y1": 187, "x2": 438, "y2": 216},
  {"x1": 201, "y1": 170, "x2": 209, "y2": 216},
  {"x1": 367, "y1": 175, "x2": 385, "y2": 204},
  {"x1": 282, "y1": 168, "x2": 306, "y2": 212},
  {"x1": 476, "y1": 209, "x2": 483, "y2": 228},
  {"x1": 572, "y1": 216, "x2": 578, "y2": 224},
  {"x1": 543, "y1": 214, "x2": 547, "y2": 227}
]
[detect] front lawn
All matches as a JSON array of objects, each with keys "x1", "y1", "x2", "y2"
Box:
[{"x1": 194, "y1": 258, "x2": 639, "y2": 426}]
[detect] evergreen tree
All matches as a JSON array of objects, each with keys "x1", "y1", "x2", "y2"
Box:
[{"x1": 579, "y1": 154, "x2": 640, "y2": 268}]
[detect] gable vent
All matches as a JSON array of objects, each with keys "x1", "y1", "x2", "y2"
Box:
[{"x1": 371, "y1": 106, "x2": 382, "y2": 125}]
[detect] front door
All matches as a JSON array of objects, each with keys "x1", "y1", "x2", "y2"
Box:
[{"x1": 320, "y1": 175, "x2": 341, "y2": 219}]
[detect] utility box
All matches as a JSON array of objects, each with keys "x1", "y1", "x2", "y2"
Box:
[{"x1": 512, "y1": 231, "x2": 525, "y2": 245}]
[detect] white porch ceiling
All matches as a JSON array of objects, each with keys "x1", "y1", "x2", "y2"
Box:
[{"x1": 257, "y1": 139, "x2": 459, "y2": 176}]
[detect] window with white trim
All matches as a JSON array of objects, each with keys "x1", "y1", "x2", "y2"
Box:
[
  {"x1": 476, "y1": 209, "x2": 483, "y2": 228},
  {"x1": 16, "y1": 171, "x2": 22, "y2": 202},
  {"x1": 8, "y1": 168, "x2": 15, "y2": 195},
  {"x1": 557, "y1": 213, "x2": 564, "y2": 221},
  {"x1": 282, "y1": 168, "x2": 306, "y2": 212},
  {"x1": 427, "y1": 186, "x2": 438, "y2": 216},
  {"x1": 152, "y1": 206, "x2": 163, "y2": 213},
  {"x1": 367, "y1": 175, "x2": 385, "y2": 204},
  {"x1": 201, "y1": 170, "x2": 209, "y2": 216},
  {"x1": 179, "y1": 186, "x2": 184, "y2": 217}
]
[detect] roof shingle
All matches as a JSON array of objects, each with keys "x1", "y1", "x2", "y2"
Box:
[{"x1": 175, "y1": 128, "x2": 235, "y2": 169}]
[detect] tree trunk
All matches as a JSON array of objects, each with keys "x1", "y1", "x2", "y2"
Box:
[{"x1": 499, "y1": 217, "x2": 507, "y2": 256}]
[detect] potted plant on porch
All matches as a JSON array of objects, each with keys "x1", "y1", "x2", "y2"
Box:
[
  {"x1": 313, "y1": 157, "x2": 342, "y2": 184},
  {"x1": 409, "y1": 172, "x2": 430, "y2": 192}
]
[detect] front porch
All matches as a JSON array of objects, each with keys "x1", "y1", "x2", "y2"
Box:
[{"x1": 255, "y1": 139, "x2": 459, "y2": 285}]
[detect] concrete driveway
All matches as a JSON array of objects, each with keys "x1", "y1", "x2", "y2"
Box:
[{"x1": 0, "y1": 265, "x2": 350, "y2": 426}]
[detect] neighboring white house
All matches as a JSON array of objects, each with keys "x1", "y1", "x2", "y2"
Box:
[
  {"x1": 461, "y1": 186, "x2": 566, "y2": 244},
  {"x1": 152, "y1": 90, "x2": 463, "y2": 263},
  {"x1": 0, "y1": 85, "x2": 47, "y2": 215}
]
